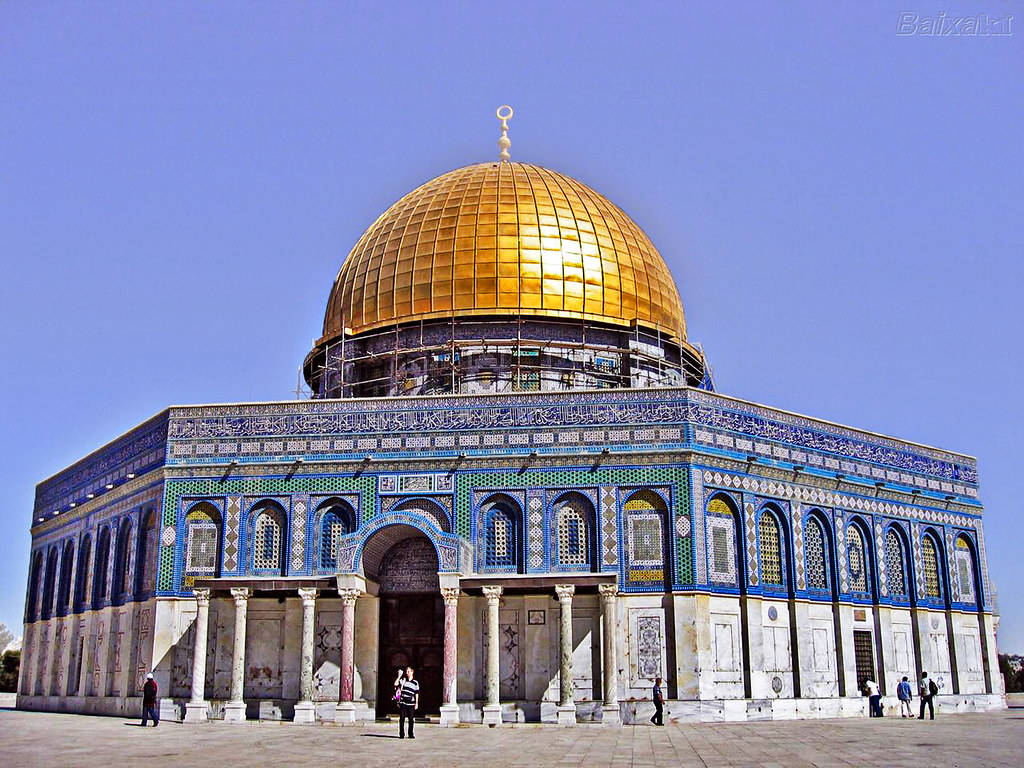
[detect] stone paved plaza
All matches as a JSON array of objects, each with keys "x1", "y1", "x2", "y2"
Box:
[{"x1": 1, "y1": 708, "x2": 1022, "y2": 768}]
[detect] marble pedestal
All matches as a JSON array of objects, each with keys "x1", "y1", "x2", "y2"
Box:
[
  {"x1": 223, "y1": 700, "x2": 246, "y2": 723},
  {"x1": 183, "y1": 701, "x2": 209, "y2": 723},
  {"x1": 601, "y1": 704, "x2": 621, "y2": 725},
  {"x1": 293, "y1": 701, "x2": 317, "y2": 724},
  {"x1": 557, "y1": 704, "x2": 577, "y2": 726},
  {"x1": 482, "y1": 703, "x2": 502, "y2": 727},
  {"x1": 439, "y1": 703, "x2": 460, "y2": 727},
  {"x1": 335, "y1": 701, "x2": 358, "y2": 725}
]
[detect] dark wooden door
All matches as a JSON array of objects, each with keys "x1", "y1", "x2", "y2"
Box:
[{"x1": 377, "y1": 593, "x2": 444, "y2": 716}]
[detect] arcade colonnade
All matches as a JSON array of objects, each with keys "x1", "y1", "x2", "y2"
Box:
[{"x1": 177, "y1": 580, "x2": 620, "y2": 726}]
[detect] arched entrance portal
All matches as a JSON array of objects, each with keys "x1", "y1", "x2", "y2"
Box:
[{"x1": 373, "y1": 534, "x2": 444, "y2": 716}]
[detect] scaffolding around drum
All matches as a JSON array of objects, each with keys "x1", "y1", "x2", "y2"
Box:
[{"x1": 303, "y1": 314, "x2": 710, "y2": 399}]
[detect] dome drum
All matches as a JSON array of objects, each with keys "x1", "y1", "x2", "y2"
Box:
[{"x1": 304, "y1": 314, "x2": 707, "y2": 399}]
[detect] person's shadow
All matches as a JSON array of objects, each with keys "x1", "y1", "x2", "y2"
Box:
[{"x1": 362, "y1": 733, "x2": 402, "y2": 739}]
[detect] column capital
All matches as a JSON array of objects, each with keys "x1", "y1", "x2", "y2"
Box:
[
  {"x1": 230, "y1": 587, "x2": 251, "y2": 605},
  {"x1": 193, "y1": 588, "x2": 211, "y2": 607},
  {"x1": 598, "y1": 583, "x2": 618, "y2": 600},
  {"x1": 297, "y1": 587, "x2": 319, "y2": 604},
  {"x1": 482, "y1": 585, "x2": 503, "y2": 603},
  {"x1": 441, "y1": 586, "x2": 461, "y2": 606},
  {"x1": 338, "y1": 588, "x2": 361, "y2": 605},
  {"x1": 555, "y1": 584, "x2": 575, "y2": 602}
]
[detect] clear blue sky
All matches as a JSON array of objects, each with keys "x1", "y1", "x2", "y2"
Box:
[{"x1": 2, "y1": 2, "x2": 1021, "y2": 650}]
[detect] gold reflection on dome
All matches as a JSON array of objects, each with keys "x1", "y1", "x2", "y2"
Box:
[{"x1": 322, "y1": 162, "x2": 687, "y2": 342}]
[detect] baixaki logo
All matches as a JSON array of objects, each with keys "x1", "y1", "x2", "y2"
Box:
[{"x1": 897, "y1": 11, "x2": 1014, "y2": 36}]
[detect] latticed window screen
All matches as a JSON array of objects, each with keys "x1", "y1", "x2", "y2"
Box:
[
  {"x1": 922, "y1": 535, "x2": 942, "y2": 598},
  {"x1": 185, "y1": 522, "x2": 218, "y2": 574},
  {"x1": 884, "y1": 530, "x2": 907, "y2": 597},
  {"x1": 847, "y1": 526, "x2": 868, "y2": 593},
  {"x1": 556, "y1": 504, "x2": 588, "y2": 566},
  {"x1": 804, "y1": 518, "x2": 827, "y2": 590},
  {"x1": 319, "y1": 511, "x2": 347, "y2": 570},
  {"x1": 485, "y1": 509, "x2": 515, "y2": 567},
  {"x1": 253, "y1": 512, "x2": 282, "y2": 571},
  {"x1": 955, "y1": 538, "x2": 976, "y2": 604},
  {"x1": 712, "y1": 527, "x2": 731, "y2": 573},
  {"x1": 759, "y1": 513, "x2": 783, "y2": 586},
  {"x1": 625, "y1": 491, "x2": 665, "y2": 567}
]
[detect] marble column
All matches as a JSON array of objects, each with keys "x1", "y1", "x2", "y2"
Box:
[
  {"x1": 293, "y1": 588, "x2": 319, "y2": 724},
  {"x1": 555, "y1": 584, "x2": 576, "y2": 726},
  {"x1": 482, "y1": 585, "x2": 503, "y2": 727},
  {"x1": 439, "y1": 586, "x2": 461, "y2": 726},
  {"x1": 183, "y1": 588, "x2": 211, "y2": 723},
  {"x1": 335, "y1": 588, "x2": 361, "y2": 724},
  {"x1": 223, "y1": 588, "x2": 250, "y2": 723},
  {"x1": 598, "y1": 583, "x2": 621, "y2": 725}
]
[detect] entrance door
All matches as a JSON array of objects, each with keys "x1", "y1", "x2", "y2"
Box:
[
  {"x1": 375, "y1": 536, "x2": 443, "y2": 716},
  {"x1": 853, "y1": 629, "x2": 875, "y2": 691}
]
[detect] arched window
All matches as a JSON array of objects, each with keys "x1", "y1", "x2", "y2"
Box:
[
  {"x1": 318, "y1": 502, "x2": 356, "y2": 570},
  {"x1": 624, "y1": 490, "x2": 667, "y2": 572},
  {"x1": 804, "y1": 516, "x2": 828, "y2": 591},
  {"x1": 26, "y1": 552, "x2": 43, "y2": 621},
  {"x1": 251, "y1": 504, "x2": 285, "y2": 573},
  {"x1": 921, "y1": 534, "x2": 942, "y2": 599},
  {"x1": 74, "y1": 535, "x2": 91, "y2": 613},
  {"x1": 112, "y1": 519, "x2": 133, "y2": 602},
  {"x1": 706, "y1": 496, "x2": 738, "y2": 586},
  {"x1": 846, "y1": 524, "x2": 869, "y2": 595},
  {"x1": 884, "y1": 529, "x2": 907, "y2": 598},
  {"x1": 184, "y1": 503, "x2": 221, "y2": 578},
  {"x1": 953, "y1": 536, "x2": 977, "y2": 605},
  {"x1": 136, "y1": 510, "x2": 157, "y2": 597},
  {"x1": 554, "y1": 494, "x2": 595, "y2": 570},
  {"x1": 758, "y1": 511, "x2": 784, "y2": 587},
  {"x1": 57, "y1": 540, "x2": 74, "y2": 615},
  {"x1": 93, "y1": 528, "x2": 111, "y2": 609},
  {"x1": 41, "y1": 547, "x2": 59, "y2": 620}
]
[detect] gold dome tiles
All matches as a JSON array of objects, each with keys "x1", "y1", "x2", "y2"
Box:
[{"x1": 323, "y1": 162, "x2": 687, "y2": 341}]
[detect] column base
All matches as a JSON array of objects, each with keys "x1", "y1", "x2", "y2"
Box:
[
  {"x1": 223, "y1": 700, "x2": 247, "y2": 723},
  {"x1": 293, "y1": 701, "x2": 317, "y2": 724},
  {"x1": 439, "y1": 703, "x2": 460, "y2": 727},
  {"x1": 334, "y1": 701, "x2": 358, "y2": 725},
  {"x1": 482, "y1": 703, "x2": 503, "y2": 727},
  {"x1": 556, "y1": 704, "x2": 577, "y2": 726},
  {"x1": 183, "y1": 700, "x2": 209, "y2": 723},
  {"x1": 601, "y1": 703, "x2": 621, "y2": 725}
]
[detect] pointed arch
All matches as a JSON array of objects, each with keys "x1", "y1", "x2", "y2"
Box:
[
  {"x1": 624, "y1": 489, "x2": 669, "y2": 578},
  {"x1": 93, "y1": 526, "x2": 112, "y2": 609},
  {"x1": 920, "y1": 529, "x2": 944, "y2": 601},
  {"x1": 74, "y1": 534, "x2": 92, "y2": 612},
  {"x1": 883, "y1": 525, "x2": 910, "y2": 600},
  {"x1": 706, "y1": 492, "x2": 741, "y2": 587},
  {"x1": 953, "y1": 533, "x2": 980, "y2": 606},
  {"x1": 757, "y1": 505, "x2": 786, "y2": 589},
  {"x1": 26, "y1": 551, "x2": 43, "y2": 621},
  {"x1": 41, "y1": 546, "x2": 59, "y2": 620},
  {"x1": 136, "y1": 508, "x2": 158, "y2": 598},
  {"x1": 112, "y1": 517, "x2": 133, "y2": 603},
  {"x1": 551, "y1": 491, "x2": 598, "y2": 571},
  {"x1": 184, "y1": 501, "x2": 222, "y2": 579},
  {"x1": 249, "y1": 500, "x2": 287, "y2": 575},
  {"x1": 479, "y1": 492, "x2": 525, "y2": 573},
  {"x1": 845, "y1": 518, "x2": 872, "y2": 597},
  {"x1": 57, "y1": 539, "x2": 75, "y2": 615},
  {"x1": 316, "y1": 498, "x2": 358, "y2": 571}
]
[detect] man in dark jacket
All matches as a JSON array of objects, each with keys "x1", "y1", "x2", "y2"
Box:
[
  {"x1": 141, "y1": 673, "x2": 159, "y2": 727},
  {"x1": 650, "y1": 677, "x2": 665, "y2": 726}
]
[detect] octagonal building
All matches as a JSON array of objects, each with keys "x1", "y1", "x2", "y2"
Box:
[{"x1": 17, "y1": 119, "x2": 1002, "y2": 725}]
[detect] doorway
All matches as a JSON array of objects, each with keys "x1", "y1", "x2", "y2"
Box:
[{"x1": 375, "y1": 536, "x2": 443, "y2": 716}]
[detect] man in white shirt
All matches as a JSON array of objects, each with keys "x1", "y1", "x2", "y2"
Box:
[{"x1": 864, "y1": 679, "x2": 882, "y2": 717}]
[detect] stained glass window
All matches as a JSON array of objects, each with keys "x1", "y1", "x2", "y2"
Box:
[
  {"x1": 759, "y1": 513, "x2": 783, "y2": 586},
  {"x1": 804, "y1": 517, "x2": 827, "y2": 591},
  {"x1": 847, "y1": 525, "x2": 868, "y2": 593},
  {"x1": 922, "y1": 535, "x2": 942, "y2": 599},
  {"x1": 253, "y1": 510, "x2": 282, "y2": 572},
  {"x1": 884, "y1": 529, "x2": 907, "y2": 598},
  {"x1": 556, "y1": 503, "x2": 588, "y2": 567}
]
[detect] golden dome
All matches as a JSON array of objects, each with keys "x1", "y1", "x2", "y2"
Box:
[{"x1": 322, "y1": 162, "x2": 687, "y2": 342}]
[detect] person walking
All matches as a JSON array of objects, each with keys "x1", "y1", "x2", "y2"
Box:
[
  {"x1": 864, "y1": 678, "x2": 882, "y2": 717},
  {"x1": 650, "y1": 676, "x2": 664, "y2": 726},
  {"x1": 897, "y1": 676, "x2": 914, "y2": 717},
  {"x1": 397, "y1": 666, "x2": 420, "y2": 739},
  {"x1": 141, "y1": 673, "x2": 159, "y2": 727},
  {"x1": 918, "y1": 671, "x2": 937, "y2": 720}
]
